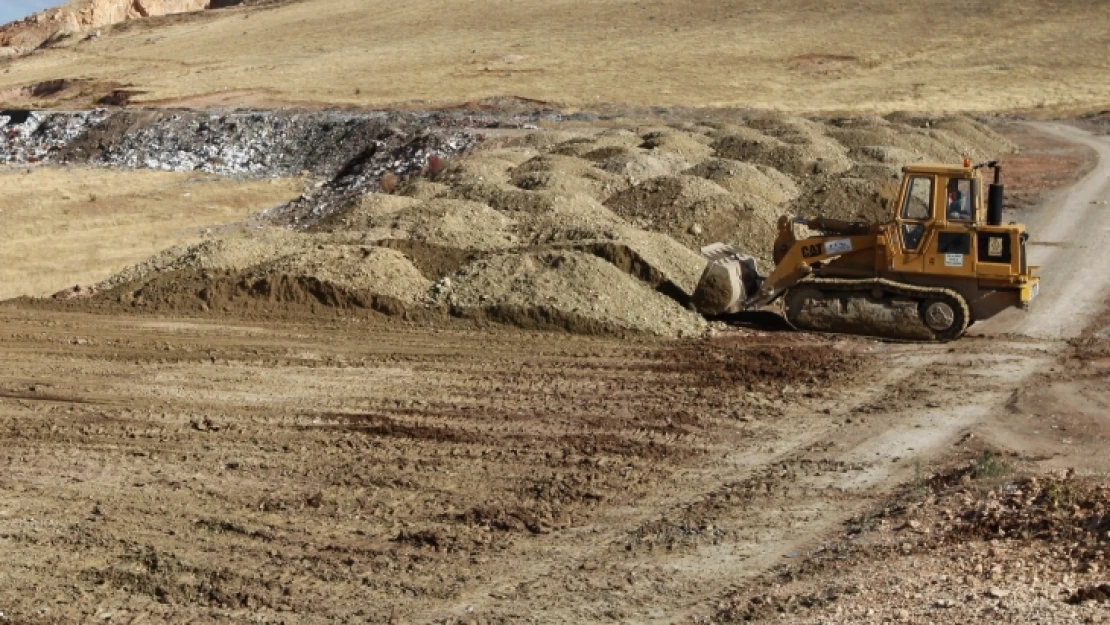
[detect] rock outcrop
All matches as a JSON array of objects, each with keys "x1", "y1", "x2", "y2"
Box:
[{"x1": 0, "y1": 0, "x2": 212, "y2": 53}]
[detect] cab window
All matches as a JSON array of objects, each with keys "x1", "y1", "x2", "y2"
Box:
[
  {"x1": 901, "y1": 176, "x2": 933, "y2": 220},
  {"x1": 945, "y1": 178, "x2": 974, "y2": 221},
  {"x1": 902, "y1": 223, "x2": 925, "y2": 251}
]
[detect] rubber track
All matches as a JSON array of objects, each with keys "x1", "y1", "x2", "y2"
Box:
[{"x1": 785, "y1": 277, "x2": 971, "y2": 342}]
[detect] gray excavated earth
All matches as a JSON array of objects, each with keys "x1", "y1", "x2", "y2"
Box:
[{"x1": 1, "y1": 107, "x2": 1014, "y2": 337}]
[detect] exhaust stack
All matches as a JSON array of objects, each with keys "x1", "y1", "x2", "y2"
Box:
[{"x1": 985, "y1": 161, "x2": 1004, "y2": 226}]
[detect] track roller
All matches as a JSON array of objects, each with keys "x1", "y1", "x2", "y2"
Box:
[{"x1": 784, "y1": 278, "x2": 970, "y2": 342}]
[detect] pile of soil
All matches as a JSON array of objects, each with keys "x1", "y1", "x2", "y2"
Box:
[
  {"x1": 827, "y1": 115, "x2": 1014, "y2": 166},
  {"x1": 603, "y1": 175, "x2": 778, "y2": 255},
  {"x1": 98, "y1": 228, "x2": 313, "y2": 291},
  {"x1": 548, "y1": 129, "x2": 642, "y2": 157},
  {"x1": 510, "y1": 153, "x2": 630, "y2": 200},
  {"x1": 562, "y1": 238, "x2": 702, "y2": 306},
  {"x1": 596, "y1": 149, "x2": 693, "y2": 183},
  {"x1": 793, "y1": 176, "x2": 902, "y2": 223},
  {"x1": 248, "y1": 246, "x2": 430, "y2": 306},
  {"x1": 310, "y1": 193, "x2": 420, "y2": 232},
  {"x1": 684, "y1": 158, "x2": 800, "y2": 204},
  {"x1": 712, "y1": 119, "x2": 854, "y2": 178},
  {"x1": 357, "y1": 198, "x2": 518, "y2": 251},
  {"x1": 101, "y1": 234, "x2": 432, "y2": 317},
  {"x1": 639, "y1": 129, "x2": 716, "y2": 162},
  {"x1": 68, "y1": 110, "x2": 1014, "y2": 338},
  {"x1": 431, "y1": 251, "x2": 706, "y2": 338}
]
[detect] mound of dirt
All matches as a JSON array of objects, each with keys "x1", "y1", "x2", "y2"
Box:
[
  {"x1": 438, "y1": 152, "x2": 518, "y2": 187},
  {"x1": 793, "y1": 176, "x2": 900, "y2": 223},
  {"x1": 485, "y1": 130, "x2": 590, "y2": 153},
  {"x1": 509, "y1": 193, "x2": 628, "y2": 241},
  {"x1": 828, "y1": 120, "x2": 1011, "y2": 166},
  {"x1": 469, "y1": 146, "x2": 543, "y2": 167},
  {"x1": 396, "y1": 178, "x2": 450, "y2": 200},
  {"x1": 745, "y1": 117, "x2": 853, "y2": 174},
  {"x1": 447, "y1": 182, "x2": 563, "y2": 215},
  {"x1": 375, "y1": 239, "x2": 480, "y2": 282},
  {"x1": 846, "y1": 145, "x2": 927, "y2": 170},
  {"x1": 684, "y1": 158, "x2": 800, "y2": 205},
  {"x1": 603, "y1": 175, "x2": 778, "y2": 256},
  {"x1": 829, "y1": 126, "x2": 947, "y2": 163},
  {"x1": 489, "y1": 192, "x2": 706, "y2": 298},
  {"x1": 311, "y1": 193, "x2": 421, "y2": 232},
  {"x1": 433, "y1": 251, "x2": 706, "y2": 338},
  {"x1": 597, "y1": 149, "x2": 692, "y2": 184},
  {"x1": 604, "y1": 174, "x2": 728, "y2": 218},
  {"x1": 248, "y1": 246, "x2": 430, "y2": 305},
  {"x1": 880, "y1": 113, "x2": 1015, "y2": 158},
  {"x1": 548, "y1": 131, "x2": 642, "y2": 157},
  {"x1": 98, "y1": 228, "x2": 313, "y2": 291},
  {"x1": 712, "y1": 131, "x2": 851, "y2": 178},
  {"x1": 509, "y1": 154, "x2": 629, "y2": 200},
  {"x1": 639, "y1": 130, "x2": 715, "y2": 162},
  {"x1": 361, "y1": 198, "x2": 518, "y2": 251},
  {"x1": 109, "y1": 241, "x2": 430, "y2": 316},
  {"x1": 564, "y1": 230, "x2": 707, "y2": 301}
]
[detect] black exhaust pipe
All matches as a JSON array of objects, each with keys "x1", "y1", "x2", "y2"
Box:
[{"x1": 987, "y1": 163, "x2": 1004, "y2": 226}]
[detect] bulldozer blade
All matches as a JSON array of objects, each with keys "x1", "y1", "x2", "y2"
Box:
[{"x1": 692, "y1": 243, "x2": 762, "y2": 315}]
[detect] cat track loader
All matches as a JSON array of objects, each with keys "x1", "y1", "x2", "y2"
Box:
[{"x1": 692, "y1": 160, "x2": 1039, "y2": 341}]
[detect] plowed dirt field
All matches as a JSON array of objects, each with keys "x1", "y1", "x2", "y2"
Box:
[{"x1": 0, "y1": 308, "x2": 874, "y2": 623}]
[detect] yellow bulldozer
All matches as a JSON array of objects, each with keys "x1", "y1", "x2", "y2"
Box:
[{"x1": 692, "y1": 160, "x2": 1039, "y2": 341}]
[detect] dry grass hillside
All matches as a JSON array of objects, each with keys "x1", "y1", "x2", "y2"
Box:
[
  {"x1": 0, "y1": 0, "x2": 1107, "y2": 113},
  {"x1": 0, "y1": 166, "x2": 301, "y2": 299}
]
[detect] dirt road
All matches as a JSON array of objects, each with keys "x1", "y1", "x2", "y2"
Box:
[
  {"x1": 712, "y1": 124, "x2": 1110, "y2": 625},
  {"x1": 0, "y1": 123, "x2": 1106, "y2": 624},
  {"x1": 977, "y1": 123, "x2": 1110, "y2": 340}
]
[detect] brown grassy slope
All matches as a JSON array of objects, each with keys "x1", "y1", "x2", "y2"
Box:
[
  {"x1": 1, "y1": 0, "x2": 1108, "y2": 113},
  {"x1": 0, "y1": 167, "x2": 301, "y2": 299}
]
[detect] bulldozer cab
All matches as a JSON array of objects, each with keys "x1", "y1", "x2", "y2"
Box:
[
  {"x1": 894, "y1": 164, "x2": 987, "y2": 276},
  {"x1": 890, "y1": 162, "x2": 1036, "y2": 314}
]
